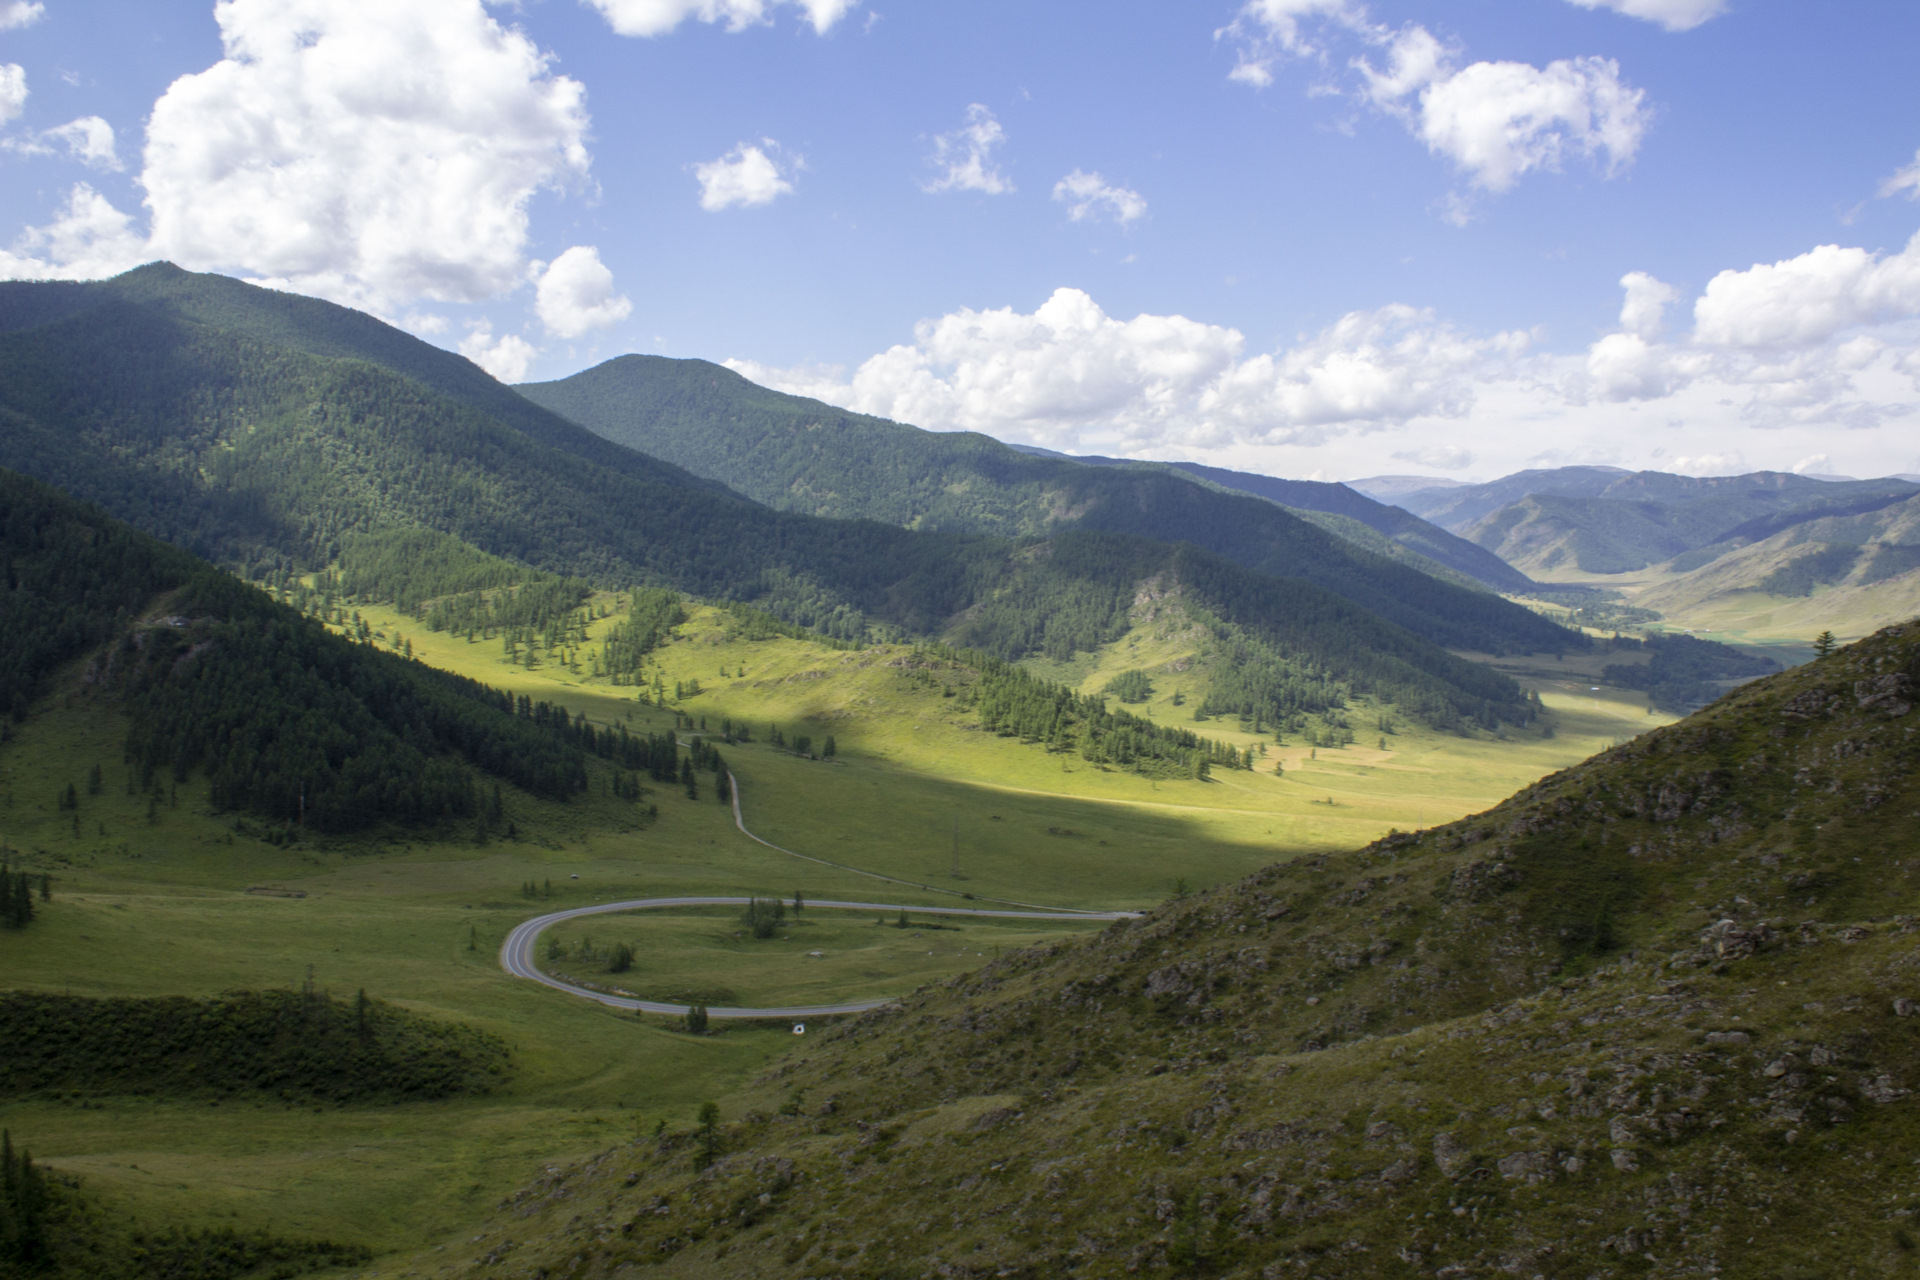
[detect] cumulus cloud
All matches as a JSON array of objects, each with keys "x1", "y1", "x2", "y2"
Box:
[
  {"x1": 1228, "y1": 5, "x2": 1650, "y2": 207},
  {"x1": 0, "y1": 63, "x2": 24, "y2": 126},
  {"x1": 1880, "y1": 149, "x2": 1920, "y2": 202},
  {"x1": 1220, "y1": 0, "x2": 1369, "y2": 83},
  {"x1": 693, "y1": 141, "x2": 796, "y2": 211},
  {"x1": 1791, "y1": 453, "x2": 1832, "y2": 475},
  {"x1": 0, "y1": 2, "x2": 43, "y2": 31},
  {"x1": 1052, "y1": 170, "x2": 1146, "y2": 225},
  {"x1": 1359, "y1": 31, "x2": 1649, "y2": 194},
  {"x1": 139, "y1": 0, "x2": 591, "y2": 311},
  {"x1": 1563, "y1": 0, "x2": 1726, "y2": 31},
  {"x1": 583, "y1": 0, "x2": 855, "y2": 37},
  {"x1": 0, "y1": 0, "x2": 596, "y2": 315},
  {"x1": 1693, "y1": 231, "x2": 1920, "y2": 349},
  {"x1": 1618, "y1": 270, "x2": 1678, "y2": 338},
  {"x1": 534, "y1": 245, "x2": 632, "y2": 338},
  {"x1": 0, "y1": 182, "x2": 147, "y2": 281},
  {"x1": 4, "y1": 115, "x2": 122, "y2": 168},
  {"x1": 459, "y1": 324, "x2": 537, "y2": 382},
  {"x1": 922, "y1": 104, "x2": 1012, "y2": 196},
  {"x1": 729, "y1": 287, "x2": 1524, "y2": 450}
]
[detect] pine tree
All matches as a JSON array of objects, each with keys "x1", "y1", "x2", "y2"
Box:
[{"x1": 1813, "y1": 630, "x2": 1837, "y2": 658}]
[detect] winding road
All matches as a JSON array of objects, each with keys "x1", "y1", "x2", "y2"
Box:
[{"x1": 497, "y1": 771, "x2": 1135, "y2": 1020}]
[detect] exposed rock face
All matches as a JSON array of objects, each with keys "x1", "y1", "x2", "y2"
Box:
[{"x1": 444, "y1": 622, "x2": 1920, "y2": 1280}]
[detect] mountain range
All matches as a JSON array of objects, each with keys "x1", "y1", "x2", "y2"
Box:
[
  {"x1": 0, "y1": 265, "x2": 1577, "y2": 734},
  {"x1": 1375, "y1": 466, "x2": 1920, "y2": 579}
]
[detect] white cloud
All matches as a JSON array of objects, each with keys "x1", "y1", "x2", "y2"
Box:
[
  {"x1": 1230, "y1": 7, "x2": 1650, "y2": 206},
  {"x1": 1693, "y1": 231, "x2": 1920, "y2": 349},
  {"x1": 1223, "y1": 0, "x2": 1370, "y2": 79},
  {"x1": 728, "y1": 288, "x2": 1524, "y2": 451},
  {"x1": 534, "y1": 245, "x2": 632, "y2": 338},
  {"x1": 1668, "y1": 451, "x2": 1747, "y2": 476},
  {"x1": 0, "y1": 182, "x2": 148, "y2": 280},
  {"x1": 459, "y1": 324, "x2": 537, "y2": 382},
  {"x1": 1052, "y1": 170, "x2": 1146, "y2": 225},
  {"x1": 1391, "y1": 444, "x2": 1475, "y2": 470},
  {"x1": 1618, "y1": 270, "x2": 1678, "y2": 339},
  {"x1": 26, "y1": 116, "x2": 122, "y2": 169},
  {"x1": 1791, "y1": 453, "x2": 1832, "y2": 475},
  {"x1": 108, "y1": 0, "x2": 588, "y2": 313},
  {"x1": 1563, "y1": 0, "x2": 1727, "y2": 32},
  {"x1": 693, "y1": 140, "x2": 796, "y2": 211},
  {"x1": 583, "y1": 0, "x2": 855, "y2": 37},
  {"x1": 0, "y1": 63, "x2": 25, "y2": 126},
  {"x1": 1360, "y1": 33, "x2": 1650, "y2": 194},
  {"x1": 922, "y1": 104, "x2": 1012, "y2": 196},
  {"x1": 0, "y1": 2, "x2": 44, "y2": 31},
  {"x1": 1880, "y1": 149, "x2": 1920, "y2": 202}
]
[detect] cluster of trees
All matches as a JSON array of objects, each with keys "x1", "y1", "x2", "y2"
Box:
[
  {"x1": 0, "y1": 1130, "x2": 49, "y2": 1267},
  {"x1": 1601, "y1": 633, "x2": 1778, "y2": 712},
  {"x1": 922, "y1": 646, "x2": 1247, "y2": 778},
  {"x1": 0, "y1": 989, "x2": 509, "y2": 1104},
  {"x1": 1104, "y1": 670, "x2": 1153, "y2": 703},
  {"x1": 741, "y1": 897, "x2": 786, "y2": 939},
  {"x1": 0, "y1": 862, "x2": 46, "y2": 930},
  {"x1": 601, "y1": 587, "x2": 688, "y2": 682}
]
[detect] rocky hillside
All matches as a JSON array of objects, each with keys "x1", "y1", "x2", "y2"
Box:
[{"x1": 441, "y1": 620, "x2": 1920, "y2": 1279}]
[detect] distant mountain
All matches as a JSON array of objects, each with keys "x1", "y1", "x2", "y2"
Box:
[
  {"x1": 517, "y1": 354, "x2": 1549, "y2": 626},
  {"x1": 1636, "y1": 489, "x2": 1920, "y2": 628},
  {"x1": 466, "y1": 619, "x2": 1920, "y2": 1280},
  {"x1": 1159, "y1": 461, "x2": 1534, "y2": 592},
  {"x1": 996, "y1": 447, "x2": 1521, "y2": 591},
  {"x1": 1344, "y1": 473, "x2": 1473, "y2": 501},
  {"x1": 1386, "y1": 466, "x2": 1920, "y2": 577},
  {"x1": 0, "y1": 267, "x2": 1563, "y2": 732}
]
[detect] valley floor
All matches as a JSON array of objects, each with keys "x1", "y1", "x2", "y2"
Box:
[{"x1": 0, "y1": 592, "x2": 1677, "y2": 1268}]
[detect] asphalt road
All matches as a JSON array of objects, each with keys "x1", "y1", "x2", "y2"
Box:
[{"x1": 498, "y1": 895, "x2": 1134, "y2": 1019}]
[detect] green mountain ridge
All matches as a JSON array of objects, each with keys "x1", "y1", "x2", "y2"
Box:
[
  {"x1": 0, "y1": 267, "x2": 1568, "y2": 732},
  {"x1": 443, "y1": 619, "x2": 1920, "y2": 1280},
  {"x1": 515, "y1": 354, "x2": 1549, "y2": 620}
]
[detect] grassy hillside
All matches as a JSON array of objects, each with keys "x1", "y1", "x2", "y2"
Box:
[
  {"x1": 429, "y1": 617, "x2": 1920, "y2": 1280},
  {"x1": 0, "y1": 493, "x2": 1680, "y2": 1275},
  {"x1": 516, "y1": 354, "x2": 1560, "y2": 628}
]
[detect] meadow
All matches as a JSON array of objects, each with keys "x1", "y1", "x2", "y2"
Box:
[{"x1": 0, "y1": 588, "x2": 1676, "y2": 1264}]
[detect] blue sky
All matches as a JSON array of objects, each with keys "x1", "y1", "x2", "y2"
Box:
[{"x1": 2, "y1": 0, "x2": 1918, "y2": 483}]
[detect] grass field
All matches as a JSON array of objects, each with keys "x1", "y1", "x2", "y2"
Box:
[{"x1": 0, "y1": 589, "x2": 1679, "y2": 1268}]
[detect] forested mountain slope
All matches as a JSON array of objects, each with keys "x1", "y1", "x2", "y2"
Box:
[
  {"x1": 0, "y1": 268, "x2": 1570, "y2": 730},
  {"x1": 1161, "y1": 460, "x2": 1534, "y2": 592},
  {"x1": 0, "y1": 263, "x2": 725, "y2": 498},
  {"x1": 0, "y1": 468, "x2": 589, "y2": 831},
  {"x1": 452, "y1": 619, "x2": 1920, "y2": 1280},
  {"x1": 517, "y1": 354, "x2": 1550, "y2": 612}
]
